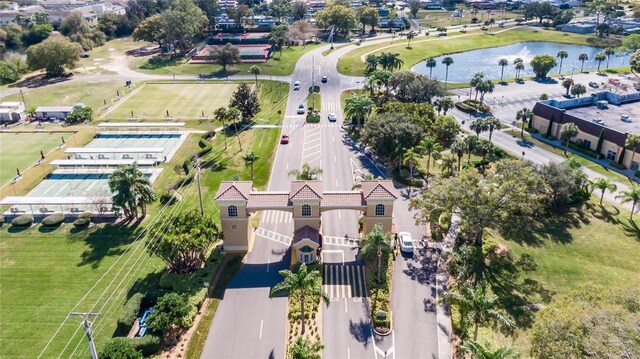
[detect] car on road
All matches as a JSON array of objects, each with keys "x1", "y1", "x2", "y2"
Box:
[
  {"x1": 80, "y1": 53, "x2": 90, "y2": 58},
  {"x1": 589, "y1": 81, "x2": 599, "y2": 88},
  {"x1": 293, "y1": 81, "x2": 301, "y2": 90},
  {"x1": 398, "y1": 231, "x2": 414, "y2": 253},
  {"x1": 321, "y1": 76, "x2": 328, "y2": 83},
  {"x1": 297, "y1": 104, "x2": 306, "y2": 114},
  {"x1": 328, "y1": 113, "x2": 337, "y2": 122},
  {"x1": 280, "y1": 134, "x2": 289, "y2": 144}
]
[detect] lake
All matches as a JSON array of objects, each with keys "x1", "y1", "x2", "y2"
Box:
[{"x1": 411, "y1": 41, "x2": 632, "y2": 83}]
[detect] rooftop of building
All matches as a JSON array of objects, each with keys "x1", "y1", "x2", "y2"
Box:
[{"x1": 565, "y1": 101, "x2": 640, "y2": 135}]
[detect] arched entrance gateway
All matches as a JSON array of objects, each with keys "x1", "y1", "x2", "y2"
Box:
[{"x1": 215, "y1": 180, "x2": 397, "y2": 261}]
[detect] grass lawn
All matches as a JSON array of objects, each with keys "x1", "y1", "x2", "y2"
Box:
[
  {"x1": 0, "y1": 80, "x2": 131, "y2": 116},
  {"x1": 131, "y1": 43, "x2": 324, "y2": 76},
  {"x1": 415, "y1": 9, "x2": 522, "y2": 28},
  {"x1": 481, "y1": 200, "x2": 640, "y2": 354},
  {"x1": 338, "y1": 28, "x2": 599, "y2": 76},
  {"x1": 108, "y1": 83, "x2": 238, "y2": 120},
  {"x1": 0, "y1": 223, "x2": 165, "y2": 358},
  {"x1": 0, "y1": 133, "x2": 64, "y2": 185}
]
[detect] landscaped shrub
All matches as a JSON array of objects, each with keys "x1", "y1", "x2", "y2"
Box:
[
  {"x1": 11, "y1": 214, "x2": 34, "y2": 227},
  {"x1": 306, "y1": 113, "x2": 320, "y2": 123},
  {"x1": 73, "y1": 218, "x2": 91, "y2": 228},
  {"x1": 472, "y1": 159, "x2": 490, "y2": 167},
  {"x1": 525, "y1": 127, "x2": 539, "y2": 134},
  {"x1": 454, "y1": 99, "x2": 490, "y2": 114},
  {"x1": 158, "y1": 254, "x2": 221, "y2": 294},
  {"x1": 159, "y1": 190, "x2": 181, "y2": 205},
  {"x1": 99, "y1": 337, "x2": 142, "y2": 359},
  {"x1": 116, "y1": 293, "x2": 144, "y2": 336},
  {"x1": 125, "y1": 334, "x2": 161, "y2": 357},
  {"x1": 197, "y1": 138, "x2": 212, "y2": 157},
  {"x1": 42, "y1": 213, "x2": 64, "y2": 227},
  {"x1": 0, "y1": 215, "x2": 4, "y2": 225},
  {"x1": 568, "y1": 142, "x2": 600, "y2": 159},
  {"x1": 635, "y1": 170, "x2": 640, "y2": 178},
  {"x1": 78, "y1": 212, "x2": 92, "y2": 219},
  {"x1": 609, "y1": 161, "x2": 626, "y2": 170}
]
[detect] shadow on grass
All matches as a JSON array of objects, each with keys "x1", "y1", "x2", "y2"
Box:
[
  {"x1": 619, "y1": 218, "x2": 640, "y2": 240},
  {"x1": 7, "y1": 225, "x2": 32, "y2": 233},
  {"x1": 8, "y1": 73, "x2": 73, "y2": 89},
  {"x1": 74, "y1": 219, "x2": 145, "y2": 269},
  {"x1": 586, "y1": 202, "x2": 620, "y2": 224},
  {"x1": 138, "y1": 54, "x2": 186, "y2": 70},
  {"x1": 38, "y1": 225, "x2": 62, "y2": 233}
]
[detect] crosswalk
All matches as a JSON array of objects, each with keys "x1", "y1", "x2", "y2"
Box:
[
  {"x1": 254, "y1": 227, "x2": 292, "y2": 246},
  {"x1": 322, "y1": 101, "x2": 341, "y2": 112},
  {"x1": 260, "y1": 210, "x2": 292, "y2": 224},
  {"x1": 323, "y1": 235, "x2": 360, "y2": 247},
  {"x1": 323, "y1": 264, "x2": 367, "y2": 299}
]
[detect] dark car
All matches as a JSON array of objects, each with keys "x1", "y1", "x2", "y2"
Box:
[
  {"x1": 321, "y1": 76, "x2": 328, "y2": 83},
  {"x1": 280, "y1": 134, "x2": 289, "y2": 144},
  {"x1": 80, "y1": 53, "x2": 90, "y2": 58}
]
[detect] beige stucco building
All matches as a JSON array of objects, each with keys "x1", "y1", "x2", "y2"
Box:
[{"x1": 215, "y1": 180, "x2": 397, "y2": 264}]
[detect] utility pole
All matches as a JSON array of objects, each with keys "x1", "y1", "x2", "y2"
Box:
[
  {"x1": 19, "y1": 89, "x2": 27, "y2": 112},
  {"x1": 196, "y1": 156, "x2": 204, "y2": 215},
  {"x1": 70, "y1": 312, "x2": 100, "y2": 359}
]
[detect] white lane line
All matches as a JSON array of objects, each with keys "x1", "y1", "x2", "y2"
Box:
[
  {"x1": 334, "y1": 155, "x2": 337, "y2": 162},
  {"x1": 332, "y1": 135, "x2": 335, "y2": 143},
  {"x1": 392, "y1": 330, "x2": 396, "y2": 359},
  {"x1": 267, "y1": 258, "x2": 270, "y2": 273},
  {"x1": 347, "y1": 347, "x2": 351, "y2": 359},
  {"x1": 259, "y1": 319, "x2": 263, "y2": 339},
  {"x1": 344, "y1": 297, "x2": 348, "y2": 313},
  {"x1": 304, "y1": 143, "x2": 321, "y2": 151},
  {"x1": 335, "y1": 178, "x2": 339, "y2": 187},
  {"x1": 286, "y1": 163, "x2": 289, "y2": 170},
  {"x1": 338, "y1": 211, "x2": 341, "y2": 220}
]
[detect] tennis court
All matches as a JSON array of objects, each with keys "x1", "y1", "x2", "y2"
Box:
[
  {"x1": 0, "y1": 132, "x2": 64, "y2": 186},
  {"x1": 85, "y1": 133, "x2": 185, "y2": 160}
]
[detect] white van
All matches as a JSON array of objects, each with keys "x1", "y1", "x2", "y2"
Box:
[{"x1": 293, "y1": 81, "x2": 301, "y2": 90}]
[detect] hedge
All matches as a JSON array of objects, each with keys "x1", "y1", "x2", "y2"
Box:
[
  {"x1": 306, "y1": 113, "x2": 320, "y2": 123},
  {"x1": 609, "y1": 160, "x2": 626, "y2": 170},
  {"x1": 159, "y1": 190, "x2": 181, "y2": 205},
  {"x1": 116, "y1": 293, "x2": 144, "y2": 336},
  {"x1": 42, "y1": 213, "x2": 65, "y2": 227},
  {"x1": 0, "y1": 215, "x2": 4, "y2": 225},
  {"x1": 454, "y1": 99, "x2": 490, "y2": 114},
  {"x1": 73, "y1": 218, "x2": 91, "y2": 228},
  {"x1": 123, "y1": 334, "x2": 161, "y2": 357},
  {"x1": 78, "y1": 212, "x2": 92, "y2": 219},
  {"x1": 197, "y1": 138, "x2": 213, "y2": 157},
  {"x1": 568, "y1": 142, "x2": 600, "y2": 159},
  {"x1": 11, "y1": 214, "x2": 34, "y2": 227},
  {"x1": 158, "y1": 255, "x2": 221, "y2": 294}
]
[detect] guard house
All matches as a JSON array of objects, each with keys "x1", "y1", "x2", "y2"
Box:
[{"x1": 215, "y1": 180, "x2": 397, "y2": 262}]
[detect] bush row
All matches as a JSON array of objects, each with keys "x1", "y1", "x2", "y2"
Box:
[
  {"x1": 42, "y1": 213, "x2": 64, "y2": 227},
  {"x1": 609, "y1": 160, "x2": 627, "y2": 170},
  {"x1": 568, "y1": 142, "x2": 601, "y2": 159},
  {"x1": 116, "y1": 293, "x2": 145, "y2": 336},
  {"x1": 11, "y1": 215, "x2": 33, "y2": 227}
]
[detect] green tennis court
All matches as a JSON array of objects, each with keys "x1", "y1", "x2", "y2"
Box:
[{"x1": 0, "y1": 132, "x2": 64, "y2": 186}]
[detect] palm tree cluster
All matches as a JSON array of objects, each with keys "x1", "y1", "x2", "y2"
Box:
[
  {"x1": 470, "y1": 116, "x2": 501, "y2": 142},
  {"x1": 344, "y1": 94, "x2": 375, "y2": 128},
  {"x1": 289, "y1": 162, "x2": 323, "y2": 180},
  {"x1": 513, "y1": 57, "x2": 525, "y2": 81},
  {"x1": 515, "y1": 108, "x2": 534, "y2": 138},
  {"x1": 108, "y1": 163, "x2": 156, "y2": 218},
  {"x1": 365, "y1": 52, "x2": 404, "y2": 74}
]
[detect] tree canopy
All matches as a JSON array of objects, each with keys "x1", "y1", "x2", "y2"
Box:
[
  {"x1": 26, "y1": 37, "x2": 82, "y2": 77},
  {"x1": 387, "y1": 71, "x2": 444, "y2": 104},
  {"x1": 209, "y1": 43, "x2": 240, "y2": 71},
  {"x1": 530, "y1": 54, "x2": 557, "y2": 78},
  {"x1": 361, "y1": 112, "x2": 425, "y2": 164},
  {"x1": 316, "y1": 4, "x2": 358, "y2": 34},
  {"x1": 229, "y1": 82, "x2": 260, "y2": 122},
  {"x1": 146, "y1": 292, "x2": 193, "y2": 334}
]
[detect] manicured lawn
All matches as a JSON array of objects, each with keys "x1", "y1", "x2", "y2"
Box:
[
  {"x1": 0, "y1": 133, "x2": 64, "y2": 186},
  {"x1": 484, "y1": 200, "x2": 640, "y2": 354},
  {"x1": 108, "y1": 83, "x2": 237, "y2": 120},
  {"x1": 338, "y1": 28, "x2": 597, "y2": 76},
  {"x1": 131, "y1": 43, "x2": 324, "y2": 76},
  {"x1": 0, "y1": 80, "x2": 131, "y2": 116},
  {"x1": 0, "y1": 223, "x2": 165, "y2": 358}
]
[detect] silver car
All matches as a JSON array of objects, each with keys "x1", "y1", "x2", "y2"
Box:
[{"x1": 398, "y1": 231, "x2": 414, "y2": 253}]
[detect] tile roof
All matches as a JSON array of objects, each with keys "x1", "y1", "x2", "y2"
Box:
[
  {"x1": 321, "y1": 192, "x2": 365, "y2": 208},
  {"x1": 215, "y1": 181, "x2": 253, "y2": 201},
  {"x1": 293, "y1": 225, "x2": 320, "y2": 245},
  {"x1": 289, "y1": 181, "x2": 323, "y2": 200},
  {"x1": 360, "y1": 180, "x2": 397, "y2": 200},
  {"x1": 247, "y1": 192, "x2": 290, "y2": 208}
]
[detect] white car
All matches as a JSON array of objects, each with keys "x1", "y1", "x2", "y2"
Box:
[
  {"x1": 297, "y1": 104, "x2": 306, "y2": 114},
  {"x1": 328, "y1": 113, "x2": 337, "y2": 122},
  {"x1": 293, "y1": 81, "x2": 301, "y2": 90},
  {"x1": 398, "y1": 231, "x2": 414, "y2": 253}
]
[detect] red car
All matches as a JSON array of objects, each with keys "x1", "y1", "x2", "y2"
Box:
[{"x1": 280, "y1": 134, "x2": 289, "y2": 144}]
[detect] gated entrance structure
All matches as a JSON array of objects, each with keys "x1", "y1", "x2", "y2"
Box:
[{"x1": 215, "y1": 180, "x2": 397, "y2": 254}]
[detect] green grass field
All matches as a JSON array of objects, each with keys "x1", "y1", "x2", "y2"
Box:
[
  {"x1": 338, "y1": 28, "x2": 603, "y2": 76},
  {"x1": 481, "y1": 200, "x2": 640, "y2": 355},
  {"x1": 108, "y1": 83, "x2": 238, "y2": 119},
  {"x1": 0, "y1": 133, "x2": 64, "y2": 185},
  {"x1": 131, "y1": 43, "x2": 324, "y2": 76}
]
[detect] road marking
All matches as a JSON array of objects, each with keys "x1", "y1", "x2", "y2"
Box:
[
  {"x1": 335, "y1": 178, "x2": 339, "y2": 187},
  {"x1": 332, "y1": 135, "x2": 335, "y2": 143},
  {"x1": 338, "y1": 210, "x2": 341, "y2": 220},
  {"x1": 346, "y1": 266, "x2": 352, "y2": 298},
  {"x1": 267, "y1": 258, "x2": 270, "y2": 273},
  {"x1": 344, "y1": 297, "x2": 348, "y2": 313},
  {"x1": 259, "y1": 319, "x2": 263, "y2": 339},
  {"x1": 286, "y1": 163, "x2": 289, "y2": 170},
  {"x1": 347, "y1": 347, "x2": 351, "y2": 359},
  {"x1": 392, "y1": 330, "x2": 396, "y2": 359},
  {"x1": 334, "y1": 155, "x2": 337, "y2": 162}
]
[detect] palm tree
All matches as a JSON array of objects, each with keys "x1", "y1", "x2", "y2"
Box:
[
  {"x1": 516, "y1": 108, "x2": 534, "y2": 138},
  {"x1": 406, "y1": 31, "x2": 415, "y2": 48},
  {"x1": 425, "y1": 58, "x2": 437, "y2": 79},
  {"x1": 616, "y1": 187, "x2": 640, "y2": 220},
  {"x1": 560, "y1": 122, "x2": 579, "y2": 153},
  {"x1": 419, "y1": 137, "x2": 442, "y2": 176},
  {"x1": 459, "y1": 341, "x2": 519, "y2": 359},
  {"x1": 557, "y1": 50, "x2": 568, "y2": 76},
  {"x1": 591, "y1": 177, "x2": 617, "y2": 205},
  {"x1": 358, "y1": 224, "x2": 392, "y2": 284},
  {"x1": 578, "y1": 52, "x2": 589, "y2": 73},
  {"x1": 470, "y1": 118, "x2": 488, "y2": 137},
  {"x1": 249, "y1": 65, "x2": 261, "y2": 87},
  {"x1": 242, "y1": 151, "x2": 260, "y2": 181},
  {"x1": 604, "y1": 47, "x2": 614, "y2": 69},
  {"x1": 441, "y1": 285, "x2": 514, "y2": 342},
  {"x1": 515, "y1": 61, "x2": 525, "y2": 81},
  {"x1": 108, "y1": 163, "x2": 156, "y2": 218},
  {"x1": 271, "y1": 264, "x2": 329, "y2": 335},
  {"x1": 625, "y1": 134, "x2": 640, "y2": 172},
  {"x1": 477, "y1": 80, "x2": 494, "y2": 106},
  {"x1": 289, "y1": 163, "x2": 322, "y2": 180},
  {"x1": 378, "y1": 52, "x2": 403, "y2": 72},
  {"x1": 402, "y1": 148, "x2": 420, "y2": 193},
  {"x1": 442, "y1": 56, "x2": 454, "y2": 91},
  {"x1": 440, "y1": 154, "x2": 456, "y2": 176},
  {"x1": 485, "y1": 116, "x2": 500, "y2": 142},
  {"x1": 451, "y1": 139, "x2": 466, "y2": 172},
  {"x1": 344, "y1": 94, "x2": 374, "y2": 128},
  {"x1": 595, "y1": 52, "x2": 606, "y2": 74},
  {"x1": 463, "y1": 135, "x2": 478, "y2": 164},
  {"x1": 476, "y1": 139, "x2": 494, "y2": 165},
  {"x1": 289, "y1": 336, "x2": 324, "y2": 359},
  {"x1": 562, "y1": 78, "x2": 574, "y2": 96},
  {"x1": 498, "y1": 58, "x2": 509, "y2": 82},
  {"x1": 434, "y1": 97, "x2": 454, "y2": 115},
  {"x1": 470, "y1": 72, "x2": 485, "y2": 101},
  {"x1": 365, "y1": 54, "x2": 379, "y2": 74}
]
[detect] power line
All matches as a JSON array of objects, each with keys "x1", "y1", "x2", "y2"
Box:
[{"x1": 69, "y1": 312, "x2": 100, "y2": 359}]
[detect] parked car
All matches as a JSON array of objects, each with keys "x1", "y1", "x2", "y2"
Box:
[
  {"x1": 80, "y1": 53, "x2": 90, "y2": 58},
  {"x1": 321, "y1": 76, "x2": 328, "y2": 83},
  {"x1": 589, "y1": 81, "x2": 599, "y2": 88},
  {"x1": 398, "y1": 231, "x2": 414, "y2": 253},
  {"x1": 280, "y1": 134, "x2": 289, "y2": 144},
  {"x1": 328, "y1": 113, "x2": 337, "y2": 122},
  {"x1": 293, "y1": 81, "x2": 301, "y2": 90},
  {"x1": 297, "y1": 104, "x2": 306, "y2": 114}
]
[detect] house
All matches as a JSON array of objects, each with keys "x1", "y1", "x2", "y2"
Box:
[
  {"x1": 35, "y1": 104, "x2": 84, "y2": 120},
  {"x1": 531, "y1": 91, "x2": 640, "y2": 171},
  {"x1": 0, "y1": 11, "x2": 19, "y2": 25},
  {"x1": 0, "y1": 102, "x2": 26, "y2": 123}
]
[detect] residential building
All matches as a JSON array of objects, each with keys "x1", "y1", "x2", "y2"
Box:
[
  {"x1": 35, "y1": 104, "x2": 83, "y2": 120},
  {"x1": 0, "y1": 102, "x2": 25, "y2": 123},
  {"x1": 531, "y1": 91, "x2": 640, "y2": 170}
]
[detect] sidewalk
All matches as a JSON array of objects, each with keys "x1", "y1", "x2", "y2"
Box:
[{"x1": 435, "y1": 213, "x2": 460, "y2": 359}]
